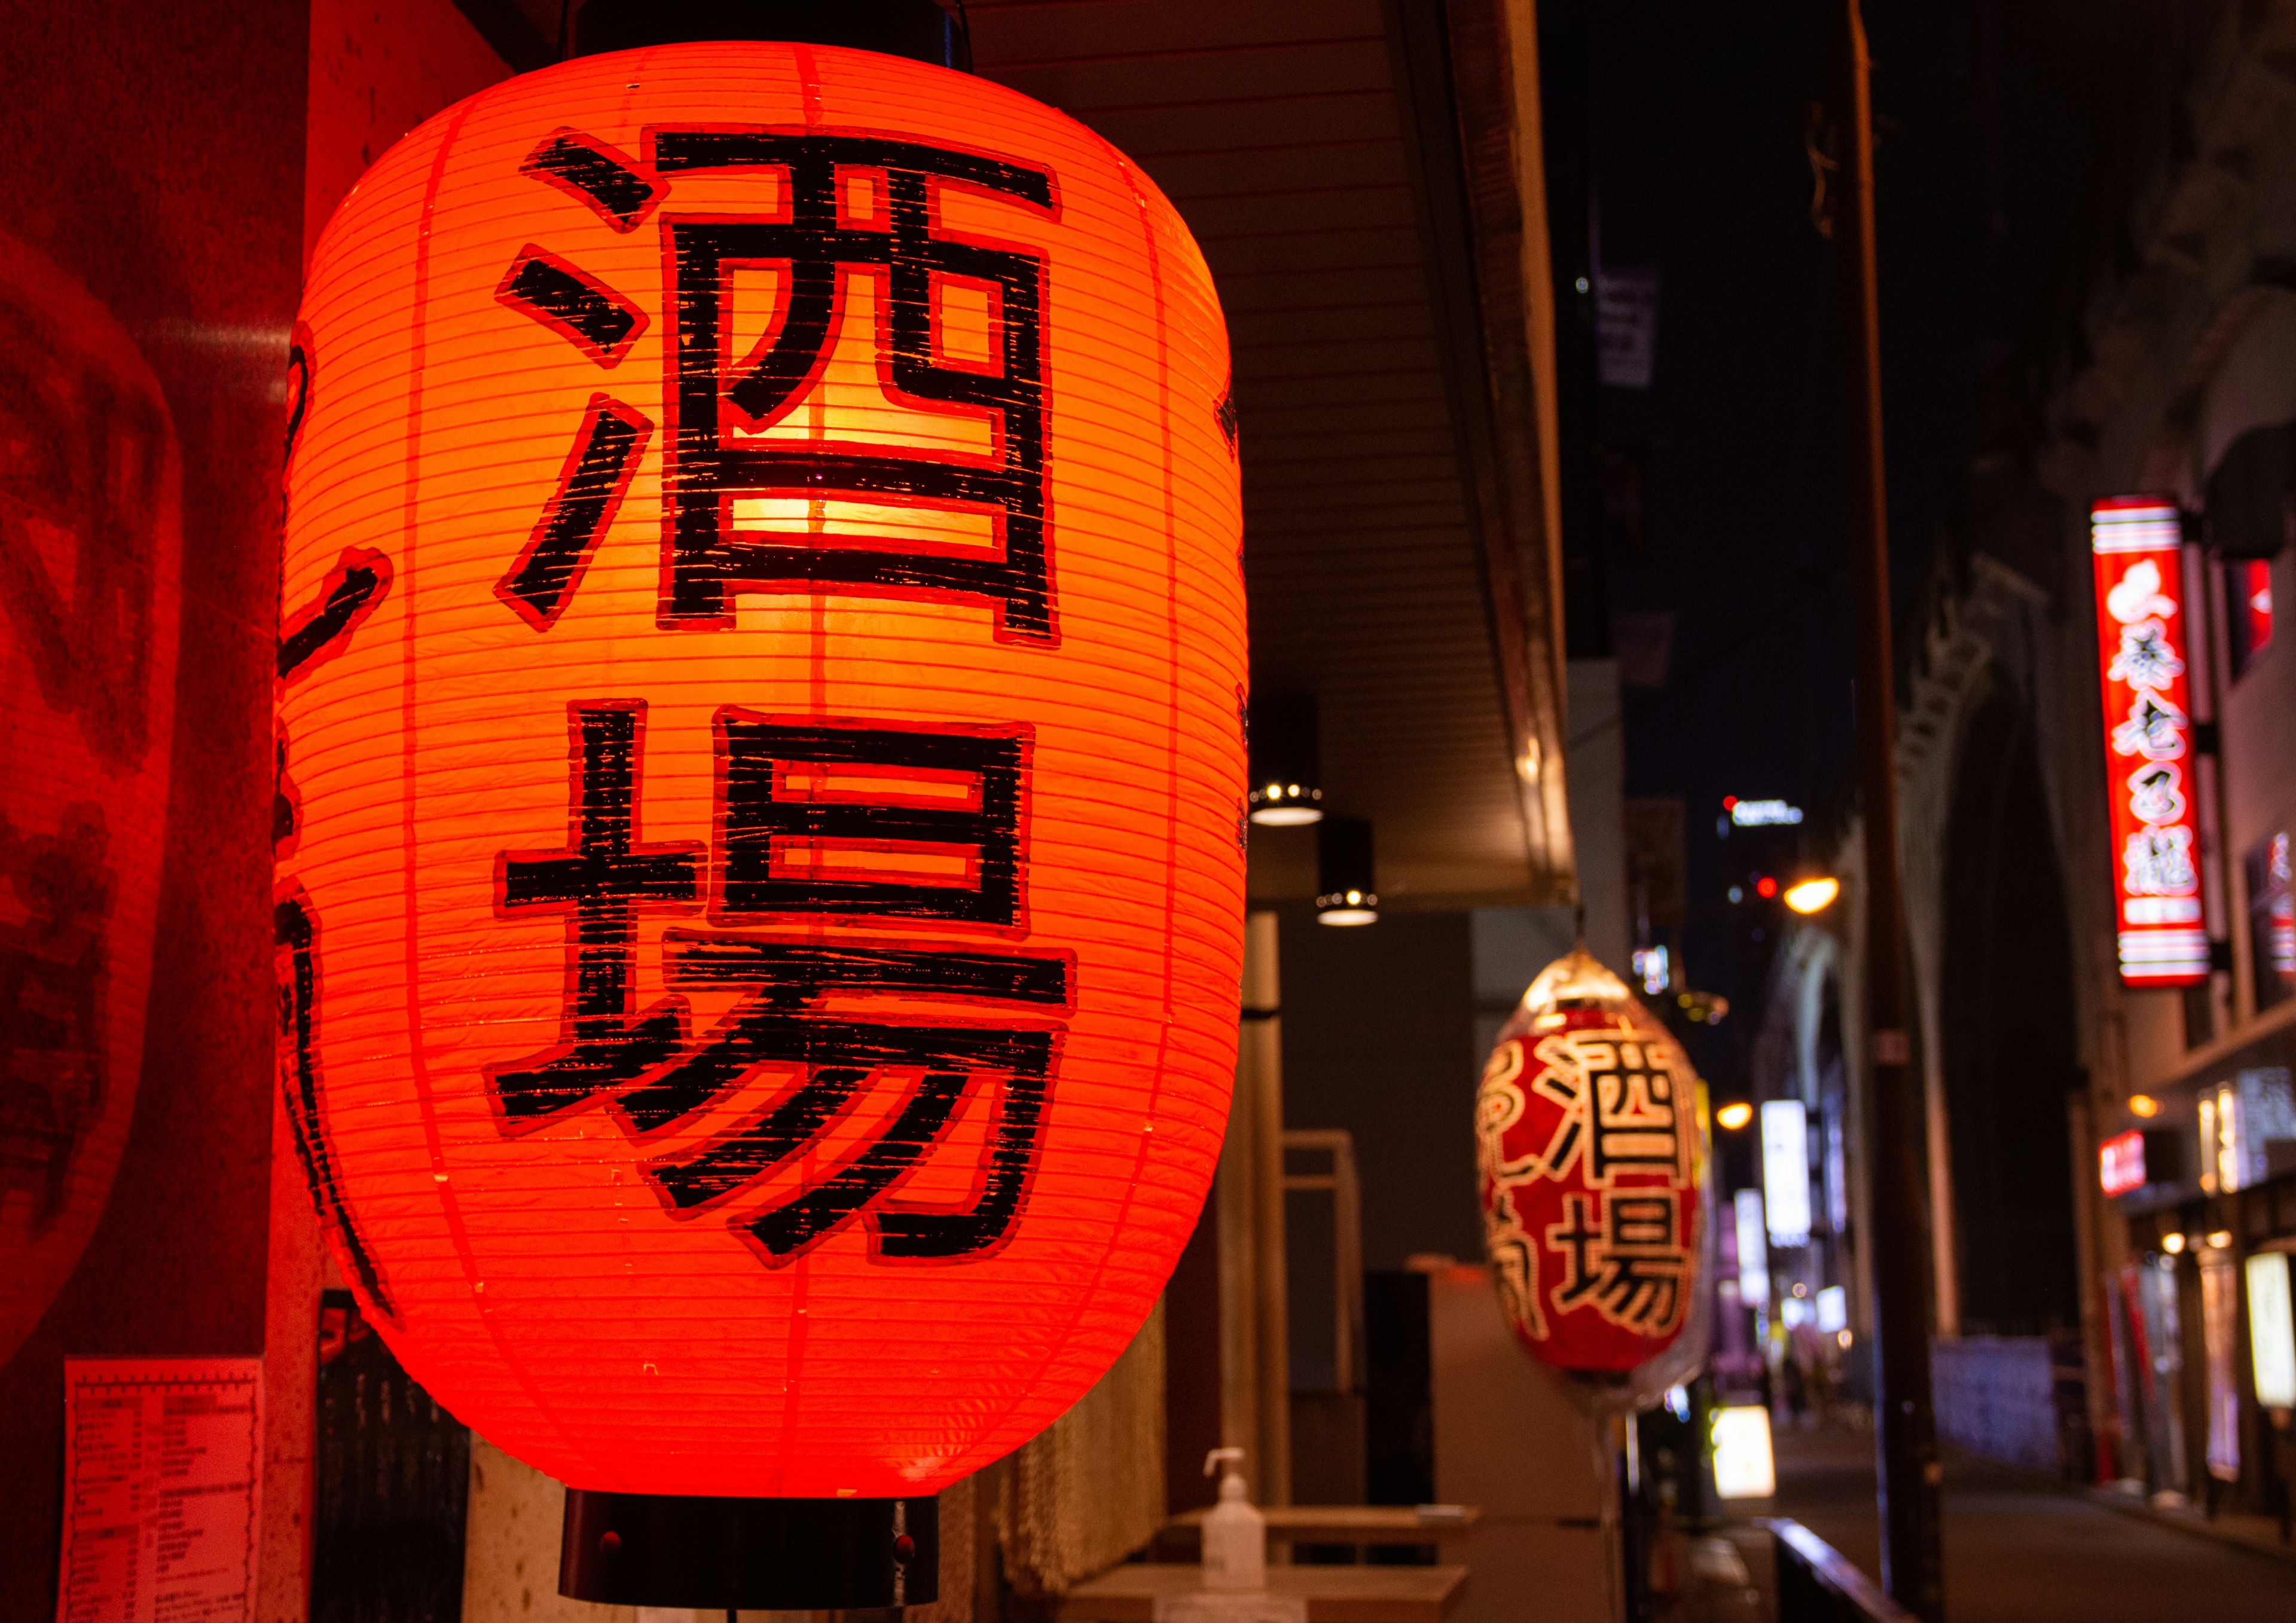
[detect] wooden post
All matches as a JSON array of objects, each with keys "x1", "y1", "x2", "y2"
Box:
[{"x1": 1220, "y1": 911, "x2": 1292, "y2": 1505}]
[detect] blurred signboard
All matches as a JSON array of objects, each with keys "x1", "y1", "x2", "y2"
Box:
[
  {"x1": 2089, "y1": 497, "x2": 2208, "y2": 985},
  {"x1": 1709, "y1": 1405, "x2": 1775, "y2": 1499},
  {"x1": 1733, "y1": 1188, "x2": 1769, "y2": 1303},
  {"x1": 2248, "y1": 1252, "x2": 2296, "y2": 1411},
  {"x1": 1595, "y1": 270, "x2": 1659, "y2": 389},
  {"x1": 2099, "y1": 1128, "x2": 2148, "y2": 1196},
  {"x1": 1760, "y1": 1101, "x2": 1811, "y2": 1248}
]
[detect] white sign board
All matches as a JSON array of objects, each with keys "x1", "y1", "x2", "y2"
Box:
[
  {"x1": 2249, "y1": 1252, "x2": 2296, "y2": 1411},
  {"x1": 56, "y1": 1358, "x2": 262, "y2": 1623},
  {"x1": 1710, "y1": 1405, "x2": 1776, "y2": 1499},
  {"x1": 1761, "y1": 1100, "x2": 1812, "y2": 1247},
  {"x1": 1733, "y1": 1187, "x2": 1769, "y2": 1304}
]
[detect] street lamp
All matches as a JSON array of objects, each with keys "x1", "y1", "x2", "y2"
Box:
[
  {"x1": 1717, "y1": 1101, "x2": 1754, "y2": 1131},
  {"x1": 1784, "y1": 876, "x2": 1842, "y2": 915}
]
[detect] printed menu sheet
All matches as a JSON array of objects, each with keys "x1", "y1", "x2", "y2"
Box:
[{"x1": 56, "y1": 1358, "x2": 263, "y2": 1623}]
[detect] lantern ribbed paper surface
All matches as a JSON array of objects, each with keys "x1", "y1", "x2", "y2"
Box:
[
  {"x1": 1475, "y1": 949, "x2": 1708, "y2": 1398},
  {"x1": 277, "y1": 42, "x2": 1244, "y2": 1497}
]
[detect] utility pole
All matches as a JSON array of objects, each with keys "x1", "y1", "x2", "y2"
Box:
[{"x1": 1833, "y1": 3, "x2": 1946, "y2": 1617}]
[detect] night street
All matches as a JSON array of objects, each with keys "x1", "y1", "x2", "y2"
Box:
[
  {"x1": 1690, "y1": 1428, "x2": 2296, "y2": 1622},
  {"x1": 16, "y1": 2, "x2": 2296, "y2": 1620}
]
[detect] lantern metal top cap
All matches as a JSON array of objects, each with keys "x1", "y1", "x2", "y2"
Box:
[
  {"x1": 572, "y1": 0, "x2": 969, "y2": 69},
  {"x1": 1515, "y1": 945, "x2": 1632, "y2": 1015}
]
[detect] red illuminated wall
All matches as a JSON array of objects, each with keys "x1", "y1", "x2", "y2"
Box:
[
  {"x1": 0, "y1": 2, "x2": 307, "y2": 1616},
  {"x1": 0, "y1": 2, "x2": 513, "y2": 1616}
]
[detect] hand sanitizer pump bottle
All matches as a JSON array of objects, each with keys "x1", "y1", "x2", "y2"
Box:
[{"x1": 1200, "y1": 1447, "x2": 1266, "y2": 1593}]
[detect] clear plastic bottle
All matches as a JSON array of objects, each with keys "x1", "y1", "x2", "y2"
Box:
[{"x1": 1200, "y1": 1447, "x2": 1266, "y2": 1593}]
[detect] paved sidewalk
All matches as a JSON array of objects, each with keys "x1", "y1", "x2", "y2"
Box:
[
  {"x1": 2078, "y1": 1476, "x2": 2295, "y2": 1565},
  {"x1": 1696, "y1": 1425, "x2": 2296, "y2": 1622}
]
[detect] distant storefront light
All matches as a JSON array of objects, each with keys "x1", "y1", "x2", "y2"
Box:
[
  {"x1": 2089, "y1": 497, "x2": 2208, "y2": 986},
  {"x1": 1783, "y1": 876, "x2": 1840, "y2": 914},
  {"x1": 1716, "y1": 1101, "x2": 1753, "y2": 1131},
  {"x1": 2099, "y1": 1127, "x2": 2148, "y2": 1197},
  {"x1": 1632, "y1": 943, "x2": 1670, "y2": 995},
  {"x1": 1729, "y1": 798, "x2": 1804, "y2": 827},
  {"x1": 2202, "y1": 1245, "x2": 2241, "y2": 1483},
  {"x1": 2200, "y1": 1069, "x2": 2296, "y2": 1193},
  {"x1": 1760, "y1": 1100, "x2": 1812, "y2": 1247},
  {"x1": 1815, "y1": 1285, "x2": 1847, "y2": 1334},
  {"x1": 2246, "y1": 1252, "x2": 2296, "y2": 1411},
  {"x1": 1734, "y1": 1187, "x2": 1769, "y2": 1303},
  {"x1": 1711, "y1": 1405, "x2": 1776, "y2": 1499}
]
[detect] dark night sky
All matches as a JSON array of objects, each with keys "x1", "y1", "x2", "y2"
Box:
[{"x1": 1562, "y1": 0, "x2": 2158, "y2": 1060}]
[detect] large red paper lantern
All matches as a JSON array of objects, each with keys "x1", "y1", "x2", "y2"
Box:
[
  {"x1": 277, "y1": 34, "x2": 1243, "y2": 1543},
  {"x1": 0, "y1": 230, "x2": 181, "y2": 1369},
  {"x1": 1474, "y1": 949, "x2": 1708, "y2": 1404}
]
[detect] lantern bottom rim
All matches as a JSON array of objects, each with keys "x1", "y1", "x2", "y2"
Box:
[{"x1": 560, "y1": 1487, "x2": 938, "y2": 1609}]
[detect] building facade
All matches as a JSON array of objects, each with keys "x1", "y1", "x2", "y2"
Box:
[{"x1": 1885, "y1": 0, "x2": 2296, "y2": 1512}]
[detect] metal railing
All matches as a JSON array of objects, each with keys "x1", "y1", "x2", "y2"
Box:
[{"x1": 1769, "y1": 1520, "x2": 1914, "y2": 1623}]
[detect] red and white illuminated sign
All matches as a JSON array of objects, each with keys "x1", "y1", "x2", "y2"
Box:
[
  {"x1": 2092, "y1": 497, "x2": 2208, "y2": 986},
  {"x1": 2099, "y1": 1128, "x2": 2148, "y2": 1197}
]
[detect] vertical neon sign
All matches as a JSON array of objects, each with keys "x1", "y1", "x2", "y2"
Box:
[{"x1": 2091, "y1": 497, "x2": 2208, "y2": 986}]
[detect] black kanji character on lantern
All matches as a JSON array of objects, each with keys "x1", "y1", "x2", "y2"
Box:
[
  {"x1": 716, "y1": 710, "x2": 1025, "y2": 926},
  {"x1": 627, "y1": 934, "x2": 1067, "y2": 1266},
  {"x1": 650, "y1": 712, "x2": 1060, "y2": 1264},
  {"x1": 1547, "y1": 1191, "x2": 1689, "y2": 1337},
  {"x1": 275, "y1": 540, "x2": 398, "y2": 1318},
  {"x1": 487, "y1": 701, "x2": 701, "y2": 1130},
  {"x1": 1530, "y1": 1032, "x2": 1689, "y2": 1188},
  {"x1": 276, "y1": 887, "x2": 396, "y2": 1319},
  {"x1": 648, "y1": 130, "x2": 1057, "y2": 641},
  {"x1": 481, "y1": 708, "x2": 1067, "y2": 1268}
]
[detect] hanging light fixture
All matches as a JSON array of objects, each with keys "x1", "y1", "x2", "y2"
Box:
[
  {"x1": 1247, "y1": 692, "x2": 1323, "y2": 826},
  {"x1": 1315, "y1": 815, "x2": 1378, "y2": 925},
  {"x1": 276, "y1": 1, "x2": 1247, "y2": 1609}
]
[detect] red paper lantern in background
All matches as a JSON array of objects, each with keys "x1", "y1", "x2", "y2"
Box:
[
  {"x1": 1474, "y1": 949, "x2": 1708, "y2": 1401},
  {"x1": 0, "y1": 231, "x2": 181, "y2": 1369},
  {"x1": 277, "y1": 35, "x2": 1244, "y2": 1532}
]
